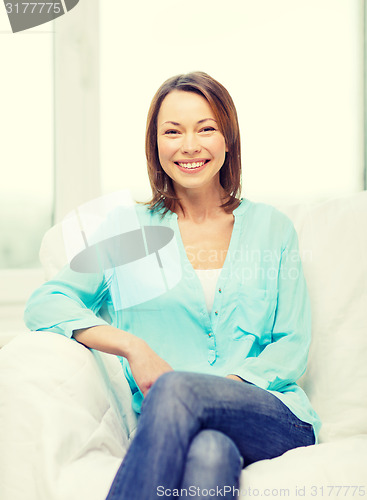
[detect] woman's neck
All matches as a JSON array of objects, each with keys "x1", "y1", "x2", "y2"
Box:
[{"x1": 173, "y1": 186, "x2": 230, "y2": 223}]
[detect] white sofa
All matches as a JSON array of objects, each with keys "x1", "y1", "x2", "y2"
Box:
[{"x1": 1, "y1": 191, "x2": 367, "y2": 500}]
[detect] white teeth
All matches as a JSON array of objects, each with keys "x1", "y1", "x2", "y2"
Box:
[{"x1": 178, "y1": 161, "x2": 206, "y2": 169}]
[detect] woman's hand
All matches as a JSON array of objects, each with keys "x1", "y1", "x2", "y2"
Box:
[
  {"x1": 73, "y1": 325, "x2": 172, "y2": 397},
  {"x1": 126, "y1": 337, "x2": 173, "y2": 396},
  {"x1": 226, "y1": 374, "x2": 244, "y2": 382}
]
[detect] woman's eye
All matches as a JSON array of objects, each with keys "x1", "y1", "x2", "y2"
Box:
[
  {"x1": 200, "y1": 127, "x2": 215, "y2": 133},
  {"x1": 164, "y1": 130, "x2": 180, "y2": 135}
]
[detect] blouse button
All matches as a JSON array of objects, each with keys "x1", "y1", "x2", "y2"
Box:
[
  {"x1": 218, "y1": 288, "x2": 222, "y2": 293},
  {"x1": 214, "y1": 310, "x2": 218, "y2": 315}
]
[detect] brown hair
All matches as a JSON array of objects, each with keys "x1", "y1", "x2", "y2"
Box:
[{"x1": 144, "y1": 71, "x2": 242, "y2": 217}]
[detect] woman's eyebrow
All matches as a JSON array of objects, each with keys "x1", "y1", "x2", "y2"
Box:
[
  {"x1": 197, "y1": 118, "x2": 217, "y2": 125},
  {"x1": 161, "y1": 118, "x2": 217, "y2": 126}
]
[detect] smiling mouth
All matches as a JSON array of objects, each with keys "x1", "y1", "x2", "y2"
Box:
[{"x1": 174, "y1": 160, "x2": 210, "y2": 170}]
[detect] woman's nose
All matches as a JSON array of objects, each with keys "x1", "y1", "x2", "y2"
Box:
[{"x1": 180, "y1": 134, "x2": 201, "y2": 155}]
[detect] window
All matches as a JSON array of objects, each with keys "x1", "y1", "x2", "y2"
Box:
[
  {"x1": 0, "y1": 2, "x2": 100, "y2": 341},
  {"x1": 0, "y1": 22, "x2": 54, "y2": 270},
  {"x1": 0, "y1": 14, "x2": 54, "y2": 340}
]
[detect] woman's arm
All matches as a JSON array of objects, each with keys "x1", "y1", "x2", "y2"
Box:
[
  {"x1": 24, "y1": 263, "x2": 172, "y2": 395},
  {"x1": 24, "y1": 262, "x2": 111, "y2": 338},
  {"x1": 73, "y1": 325, "x2": 173, "y2": 396}
]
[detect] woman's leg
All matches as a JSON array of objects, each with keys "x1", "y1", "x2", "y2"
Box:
[
  {"x1": 179, "y1": 429, "x2": 243, "y2": 499},
  {"x1": 105, "y1": 371, "x2": 315, "y2": 500}
]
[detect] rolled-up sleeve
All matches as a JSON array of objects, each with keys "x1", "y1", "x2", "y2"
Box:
[
  {"x1": 234, "y1": 223, "x2": 312, "y2": 391},
  {"x1": 24, "y1": 263, "x2": 111, "y2": 339}
]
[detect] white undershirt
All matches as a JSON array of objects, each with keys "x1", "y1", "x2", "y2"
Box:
[{"x1": 194, "y1": 268, "x2": 222, "y2": 314}]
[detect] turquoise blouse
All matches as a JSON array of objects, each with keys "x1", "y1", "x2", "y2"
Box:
[{"x1": 24, "y1": 198, "x2": 322, "y2": 440}]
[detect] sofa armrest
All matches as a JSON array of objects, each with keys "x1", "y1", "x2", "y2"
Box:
[{"x1": 0, "y1": 331, "x2": 138, "y2": 500}]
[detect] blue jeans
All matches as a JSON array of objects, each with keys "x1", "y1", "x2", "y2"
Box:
[{"x1": 106, "y1": 372, "x2": 315, "y2": 500}]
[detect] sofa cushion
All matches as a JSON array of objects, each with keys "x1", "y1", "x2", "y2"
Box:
[{"x1": 276, "y1": 191, "x2": 367, "y2": 442}]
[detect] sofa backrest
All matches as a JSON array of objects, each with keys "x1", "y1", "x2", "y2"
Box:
[{"x1": 276, "y1": 192, "x2": 367, "y2": 443}]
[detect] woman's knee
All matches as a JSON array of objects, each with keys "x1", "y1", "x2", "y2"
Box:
[
  {"x1": 187, "y1": 430, "x2": 242, "y2": 470},
  {"x1": 142, "y1": 371, "x2": 194, "y2": 417}
]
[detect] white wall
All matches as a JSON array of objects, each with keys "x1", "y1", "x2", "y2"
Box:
[{"x1": 100, "y1": 0, "x2": 364, "y2": 204}]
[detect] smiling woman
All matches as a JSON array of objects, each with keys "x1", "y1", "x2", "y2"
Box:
[
  {"x1": 24, "y1": 71, "x2": 321, "y2": 500},
  {"x1": 157, "y1": 91, "x2": 227, "y2": 191},
  {"x1": 145, "y1": 72, "x2": 242, "y2": 217}
]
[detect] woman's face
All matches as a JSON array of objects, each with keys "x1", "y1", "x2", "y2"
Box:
[{"x1": 156, "y1": 90, "x2": 228, "y2": 194}]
